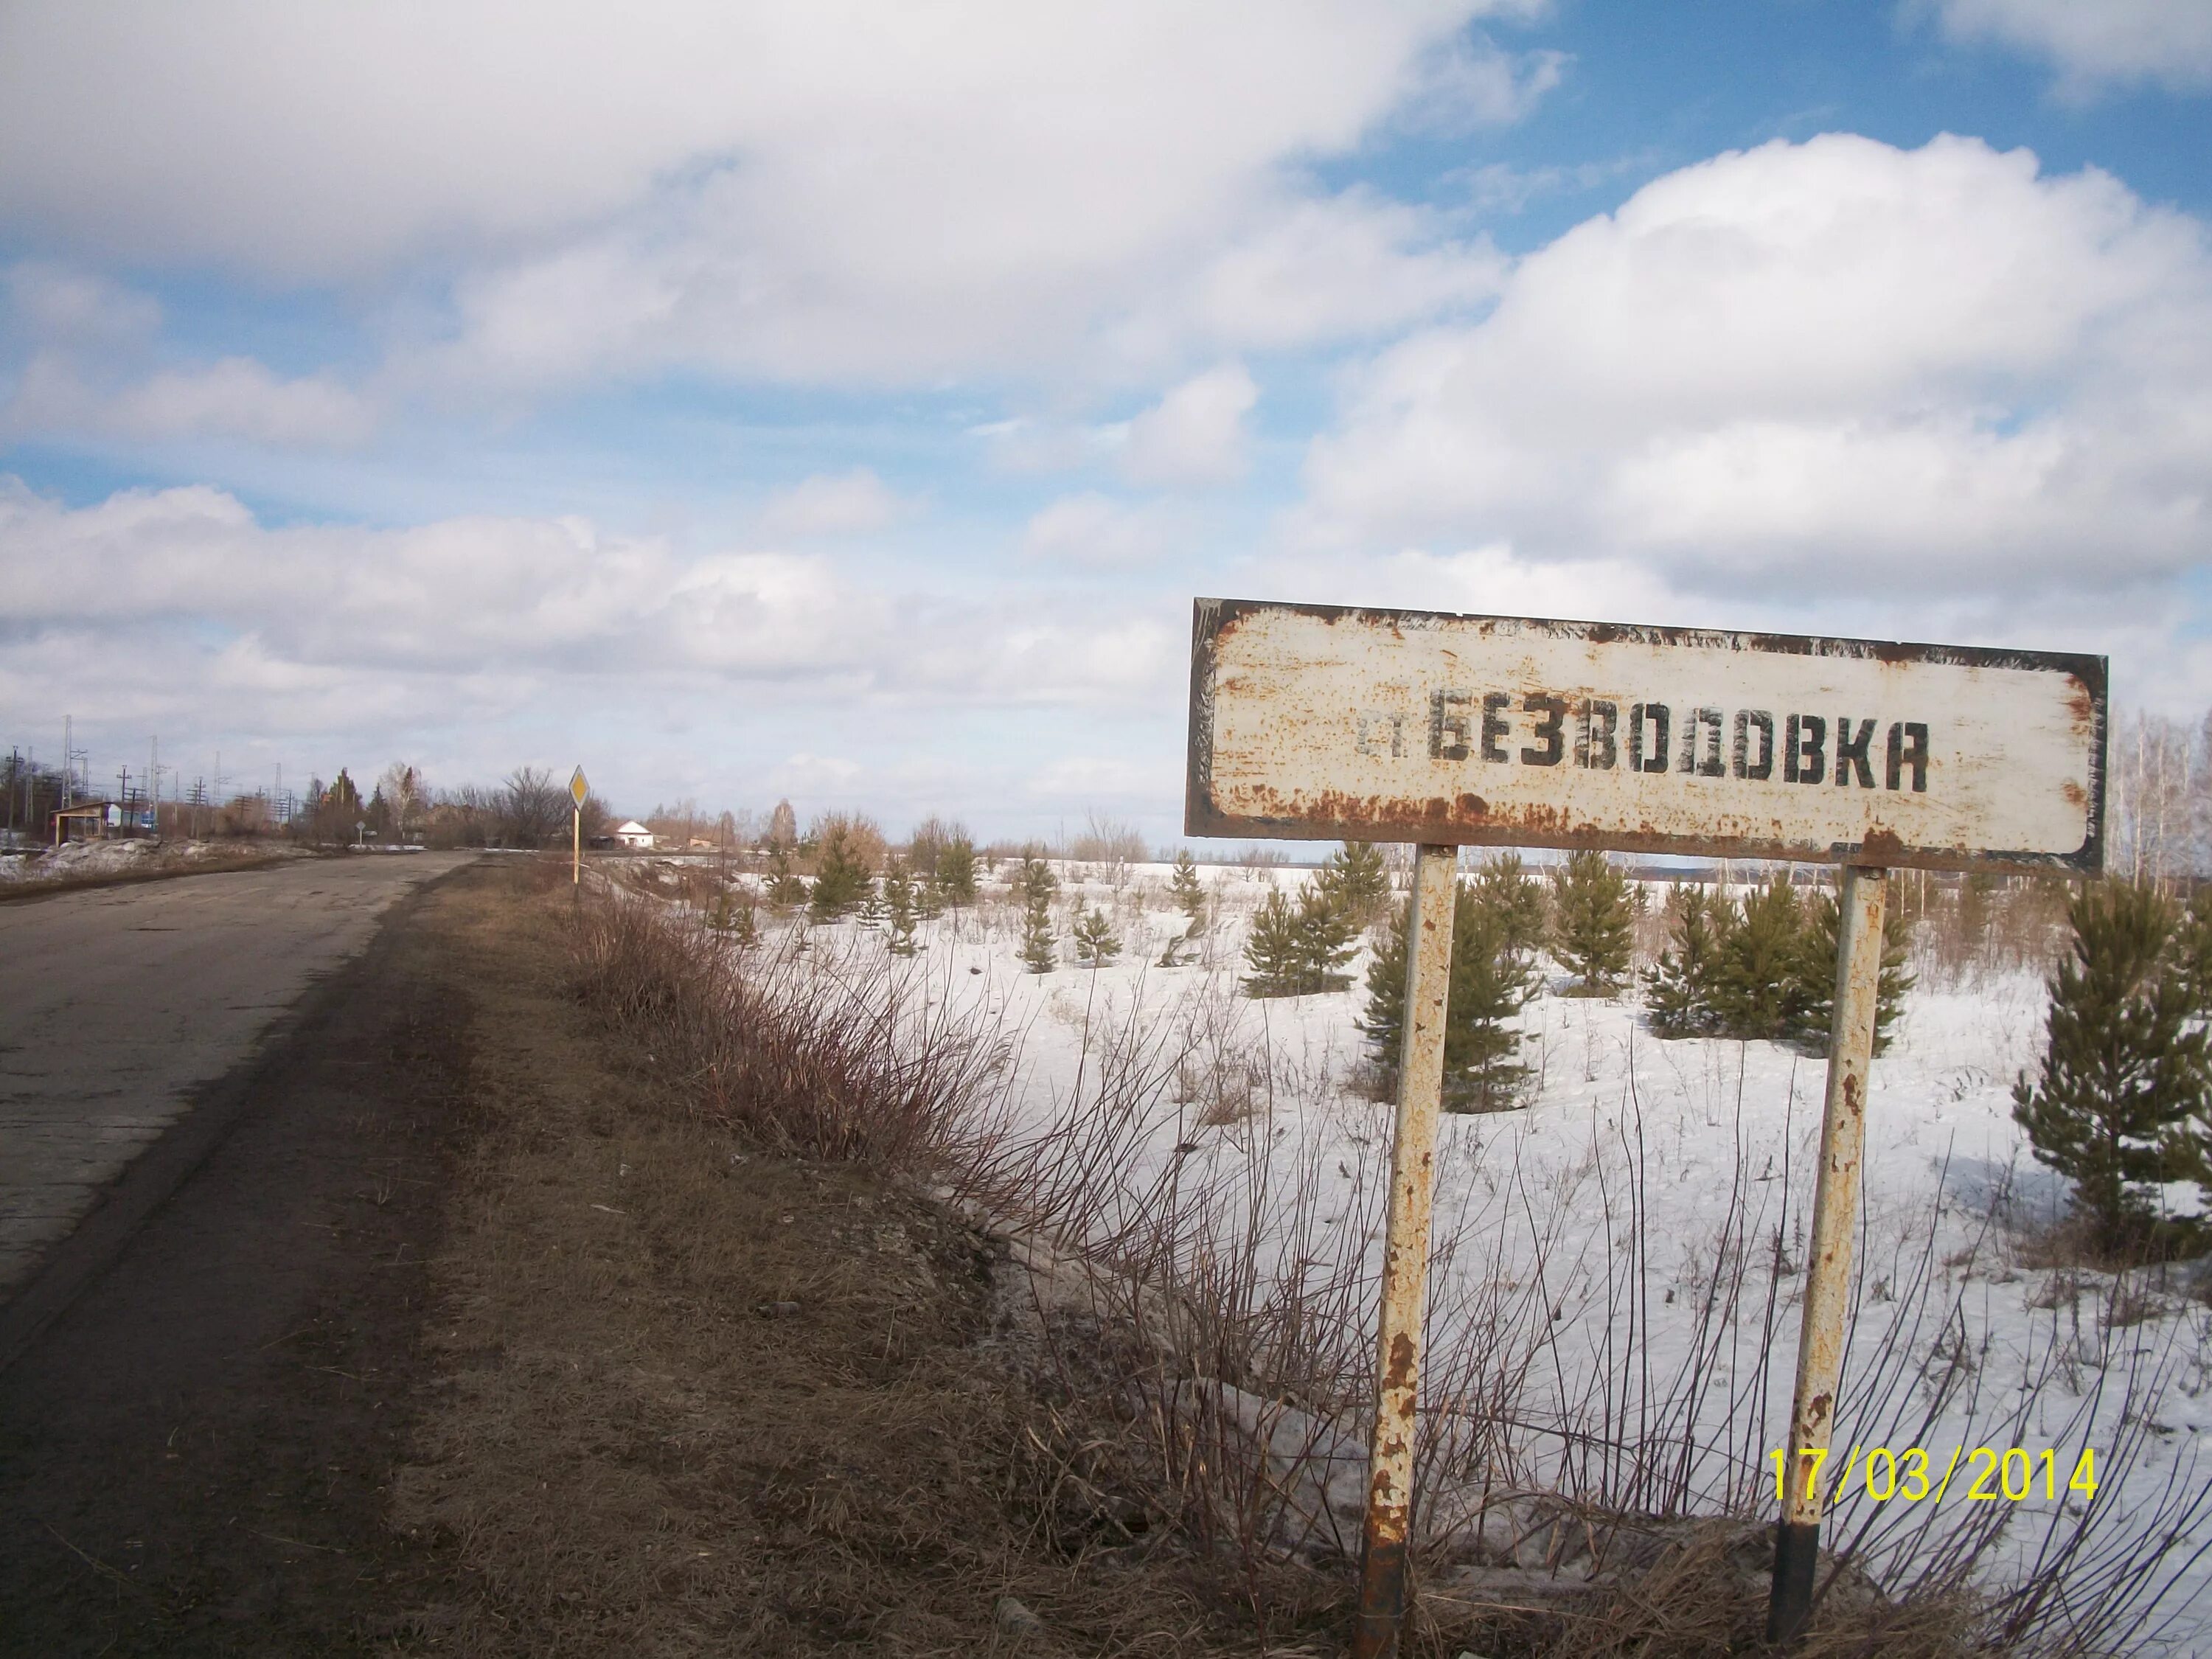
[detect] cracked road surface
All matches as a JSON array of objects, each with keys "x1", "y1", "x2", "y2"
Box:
[{"x1": 0, "y1": 854, "x2": 473, "y2": 1304}]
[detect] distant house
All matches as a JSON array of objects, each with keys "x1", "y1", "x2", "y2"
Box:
[{"x1": 613, "y1": 821, "x2": 655, "y2": 850}]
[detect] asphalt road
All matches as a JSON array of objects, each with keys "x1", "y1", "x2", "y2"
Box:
[{"x1": 0, "y1": 853, "x2": 473, "y2": 1311}]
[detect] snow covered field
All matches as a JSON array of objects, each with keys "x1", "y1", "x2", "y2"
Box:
[{"x1": 684, "y1": 854, "x2": 2212, "y2": 1645}]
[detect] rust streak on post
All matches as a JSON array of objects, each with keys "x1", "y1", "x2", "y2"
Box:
[
  {"x1": 1354, "y1": 841, "x2": 1457, "y2": 1659},
  {"x1": 1769, "y1": 863, "x2": 1887, "y2": 1646}
]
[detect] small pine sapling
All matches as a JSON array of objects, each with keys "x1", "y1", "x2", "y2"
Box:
[
  {"x1": 1449, "y1": 893, "x2": 1538, "y2": 1112},
  {"x1": 706, "y1": 884, "x2": 758, "y2": 944},
  {"x1": 1243, "y1": 887, "x2": 1307, "y2": 996},
  {"x1": 764, "y1": 844, "x2": 808, "y2": 909},
  {"x1": 855, "y1": 879, "x2": 886, "y2": 928},
  {"x1": 2171, "y1": 891, "x2": 2212, "y2": 1194},
  {"x1": 1644, "y1": 886, "x2": 1723, "y2": 1037},
  {"x1": 1161, "y1": 848, "x2": 1208, "y2": 965},
  {"x1": 1316, "y1": 841, "x2": 1391, "y2": 925},
  {"x1": 1468, "y1": 852, "x2": 1549, "y2": 956},
  {"x1": 1789, "y1": 887, "x2": 1914, "y2": 1054},
  {"x1": 1169, "y1": 849, "x2": 1207, "y2": 922},
  {"x1": 1074, "y1": 905, "x2": 1121, "y2": 967},
  {"x1": 1713, "y1": 875, "x2": 1806, "y2": 1040},
  {"x1": 1295, "y1": 887, "x2": 1359, "y2": 990},
  {"x1": 807, "y1": 820, "x2": 873, "y2": 920},
  {"x1": 1362, "y1": 882, "x2": 1536, "y2": 1110},
  {"x1": 1362, "y1": 902, "x2": 1410, "y2": 1062},
  {"x1": 1018, "y1": 852, "x2": 1058, "y2": 974},
  {"x1": 2171, "y1": 888, "x2": 2212, "y2": 1020},
  {"x1": 1244, "y1": 883, "x2": 1356, "y2": 996},
  {"x1": 2014, "y1": 880, "x2": 2206, "y2": 1253},
  {"x1": 883, "y1": 860, "x2": 919, "y2": 956},
  {"x1": 915, "y1": 874, "x2": 944, "y2": 920},
  {"x1": 934, "y1": 835, "x2": 978, "y2": 908},
  {"x1": 1549, "y1": 849, "x2": 1634, "y2": 995}
]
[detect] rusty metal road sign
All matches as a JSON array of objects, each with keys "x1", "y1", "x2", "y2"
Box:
[
  {"x1": 1181, "y1": 596, "x2": 2106, "y2": 1658},
  {"x1": 1187, "y1": 598, "x2": 2106, "y2": 873}
]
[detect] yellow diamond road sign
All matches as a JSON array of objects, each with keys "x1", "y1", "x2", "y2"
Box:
[{"x1": 569, "y1": 767, "x2": 588, "y2": 807}]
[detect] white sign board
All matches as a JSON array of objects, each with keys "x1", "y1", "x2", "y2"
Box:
[{"x1": 1187, "y1": 599, "x2": 2105, "y2": 872}]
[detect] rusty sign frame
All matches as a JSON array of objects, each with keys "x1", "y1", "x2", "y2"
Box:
[{"x1": 1186, "y1": 597, "x2": 2107, "y2": 874}]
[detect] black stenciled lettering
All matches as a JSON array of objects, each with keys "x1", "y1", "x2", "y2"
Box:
[
  {"x1": 1430, "y1": 689, "x2": 1470, "y2": 761},
  {"x1": 1628, "y1": 703, "x2": 1670, "y2": 775},
  {"x1": 1886, "y1": 721, "x2": 1929, "y2": 793},
  {"x1": 1522, "y1": 694, "x2": 1566, "y2": 766},
  {"x1": 1784, "y1": 714, "x2": 1826, "y2": 785},
  {"x1": 1577, "y1": 700, "x2": 1618, "y2": 770},
  {"x1": 1356, "y1": 712, "x2": 1406, "y2": 759},
  {"x1": 1734, "y1": 710, "x2": 1775, "y2": 780},
  {"x1": 1835, "y1": 717, "x2": 1876, "y2": 788},
  {"x1": 1481, "y1": 692, "x2": 1512, "y2": 763},
  {"x1": 1677, "y1": 706, "x2": 1724, "y2": 777}
]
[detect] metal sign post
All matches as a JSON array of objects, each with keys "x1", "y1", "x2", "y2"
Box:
[
  {"x1": 1354, "y1": 842, "x2": 1457, "y2": 1659},
  {"x1": 1183, "y1": 598, "x2": 2105, "y2": 1658},
  {"x1": 1768, "y1": 863, "x2": 1887, "y2": 1644},
  {"x1": 568, "y1": 766, "x2": 589, "y2": 887}
]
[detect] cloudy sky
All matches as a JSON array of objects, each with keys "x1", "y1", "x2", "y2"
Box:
[{"x1": 4, "y1": 1, "x2": 2210, "y2": 839}]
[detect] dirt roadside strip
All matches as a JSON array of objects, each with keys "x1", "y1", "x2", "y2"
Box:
[{"x1": 0, "y1": 859, "x2": 1263, "y2": 1658}]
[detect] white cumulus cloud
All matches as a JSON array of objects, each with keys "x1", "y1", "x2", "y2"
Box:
[
  {"x1": 0, "y1": 4, "x2": 1535, "y2": 389},
  {"x1": 1022, "y1": 493, "x2": 1186, "y2": 568},
  {"x1": 757, "y1": 468, "x2": 915, "y2": 538},
  {"x1": 1298, "y1": 133, "x2": 2212, "y2": 600},
  {"x1": 1927, "y1": 0, "x2": 2212, "y2": 97},
  {"x1": 1121, "y1": 366, "x2": 1259, "y2": 489}
]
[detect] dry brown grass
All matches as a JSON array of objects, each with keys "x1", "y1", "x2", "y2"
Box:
[{"x1": 382, "y1": 859, "x2": 1304, "y2": 1656}]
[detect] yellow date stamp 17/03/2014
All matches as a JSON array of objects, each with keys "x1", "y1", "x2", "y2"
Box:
[{"x1": 1772, "y1": 1445, "x2": 2100, "y2": 1506}]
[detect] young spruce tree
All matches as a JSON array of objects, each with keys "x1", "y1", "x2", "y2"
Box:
[
  {"x1": 1243, "y1": 888, "x2": 1306, "y2": 995},
  {"x1": 2013, "y1": 880, "x2": 2207, "y2": 1252},
  {"x1": 1468, "y1": 852, "x2": 1549, "y2": 956},
  {"x1": 1161, "y1": 848, "x2": 1208, "y2": 966},
  {"x1": 933, "y1": 834, "x2": 978, "y2": 908},
  {"x1": 764, "y1": 844, "x2": 809, "y2": 910},
  {"x1": 1296, "y1": 887, "x2": 1358, "y2": 990},
  {"x1": 808, "y1": 820, "x2": 873, "y2": 921},
  {"x1": 1074, "y1": 905, "x2": 1121, "y2": 967},
  {"x1": 1363, "y1": 883, "x2": 1536, "y2": 1110},
  {"x1": 1712, "y1": 876, "x2": 1806, "y2": 1040},
  {"x1": 1549, "y1": 849, "x2": 1635, "y2": 995},
  {"x1": 883, "y1": 860, "x2": 919, "y2": 956},
  {"x1": 1018, "y1": 852, "x2": 1058, "y2": 974},
  {"x1": 1787, "y1": 888, "x2": 1914, "y2": 1054},
  {"x1": 1245, "y1": 884, "x2": 1355, "y2": 995},
  {"x1": 1316, "y1": 841, "x2": 1392, "y2": 926},
  {"x1": 1644, "y1": 885, "x2": 1723, "y2": 1037},
  {"x1": 706, "y1": 885, "x2": 758, "y2": 944}
]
